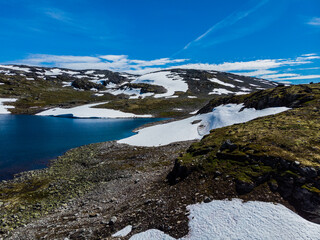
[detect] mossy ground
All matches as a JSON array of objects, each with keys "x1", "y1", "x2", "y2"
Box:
[
  {"x1": 0, "y1": 144, "x2": 101, "y2": 232},
  {"x1": 93, "y1": 95, "x2": 211, "y2": 118},
  {"x1": 0, "y1": 74, "x2": 210, "y2": 117},
  {"x1": 0, "y1": 141, "x2": 192, "y2": 234},
  {"x1": 0, "y1": 75, "x2": 115, "y2": 114},
  {"x1": 178, "y1": 83, "x2": 320, "y2": 196}
]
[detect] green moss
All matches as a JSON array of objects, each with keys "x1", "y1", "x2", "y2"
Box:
[
  {"x1": 281, "y1": 170, "x2": 300, "y2": 178},
  {"x1": 175, "y1": 83, "x2": 320, "y2": 197},
  {"x1": 94, "y1": 96, "x2": 211, "y2": 118},
  {"x1": 0, "y1": 76, "x2": 115, "y2": 114},
  {"x1": 302, "y1": 184, "x2": 320, "y2": 193}
]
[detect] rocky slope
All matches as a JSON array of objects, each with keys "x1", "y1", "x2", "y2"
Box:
[
  {"x1": 0, "y1": 65, "x2": 278, "y2": 117},
  {"x1": 169, "y1": 83, "x2": 320, "y2": 223},
  {"x1": 0, "y1": 83, "x2": 319, "y2": 239}
]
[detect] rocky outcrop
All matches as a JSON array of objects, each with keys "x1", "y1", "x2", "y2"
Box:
[
  {"x1": 120, "y1": 83, "x2": 167, "y2": 94},
  {"x1": 198, "y1": 84, "x2": 316, "y2": 114},
  {"x1": 71, "y1": 79, "x2": 105, "y2": 90}
]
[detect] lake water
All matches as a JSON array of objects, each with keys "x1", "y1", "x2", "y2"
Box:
[{"x1": 0, "y1": 115, "x2": 164, "y2": 181}]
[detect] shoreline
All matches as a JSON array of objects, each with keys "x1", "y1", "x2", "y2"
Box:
[
  {"x1": 0, "y1": 114, "x2": 169, "y2": 182},
  {"x1": 0, "y1": 139, "x2": 197, "y2": 238}
]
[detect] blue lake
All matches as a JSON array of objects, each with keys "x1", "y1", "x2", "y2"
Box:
[{"x1": 0, "y1": 115, "x2": 164, "y2": 181}]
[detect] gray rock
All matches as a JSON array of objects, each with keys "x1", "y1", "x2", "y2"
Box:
[
  {"x1": 220, "y1": 139, "x2": 237, "y2": 152},
  {"x1": 236, "y1": 180, "x2": 255, "y2": 194},
  {"x1": 109, "y1": 216, "x2": 117, "y2": 225}
]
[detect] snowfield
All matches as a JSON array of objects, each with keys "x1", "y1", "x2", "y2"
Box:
[
  {"x1": 130, "y1": 199, "x2": 320, "y2": 240},
  {"x1": 0, "y1": 98, "x2": 17, "y2": 114},
  {"x1": 118, "y1": 104, "x2": 289, "y2": 147},
  {"x1": 132, "y1": 71, "x2": 188, "y2": 98},
  {"x1": 36, "y1": 102, "x2": 152, "y2": 118}
]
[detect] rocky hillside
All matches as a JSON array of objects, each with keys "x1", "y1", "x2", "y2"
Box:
[
  {"x1": 169, "y1": 83, "x2": 320, "y2": 223},
  {"x1": 0, "y1": 65, "x2": 278, "y2": 117},
  {"x1": 0, "y1": 83, "x2": 319, "y2": 239}
]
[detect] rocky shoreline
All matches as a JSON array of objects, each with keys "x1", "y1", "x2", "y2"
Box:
[{"x1": 0, "y1": 139, "x2": 197, "y2": 239}]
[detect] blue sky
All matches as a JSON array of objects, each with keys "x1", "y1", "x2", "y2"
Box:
[{"x1": 0, "y1": 0, "x2": 319, "y2": 83}]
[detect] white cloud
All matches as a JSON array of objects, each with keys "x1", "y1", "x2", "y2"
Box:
[
  {"x1": 6, "y1": 53, "x2": 320, "y2": 83},
  {"x1": 13, "y1": 54, "x2": 188, "y2": 73},
  {"x1": 259, "y1": 73, "x2": 299, "y2": 79},
  {"x1": 237, "y1": 69, "x2": 277, "y2": 77},
  {"x1": 278, "y1": 75, "x2": 320, "y2": 80},
  {"x1": 21, "y1": 54, "x2": 100, "y2": 64},
  {"x1": 100, "y1": 55, "x2": 128, "y2": 61},
  {"x1": 301, "y1": 53, "x2": 318, "y2": 57},
  {"x1": 129, "y1": 58, "x2": 187, "y2": 67},
  {"x1": 173, "y1": 57, "x2": 312, "y2": 72},
  {"x1": 307, "y1": 17, "x2": 320, "y2": 26}
]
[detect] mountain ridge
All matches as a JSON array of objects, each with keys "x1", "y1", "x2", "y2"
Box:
[{"x1": 0, "y1": 64, "x2": 279, "y2": 117}]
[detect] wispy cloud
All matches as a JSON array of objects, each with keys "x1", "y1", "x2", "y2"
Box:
[
  {"x1": 40, "y1": 7, "x2": 90, "y2": 33},
  {"x1": 181, "y1": 0, "x2": 270, "y2": 51},
  {"x1": 42, "y1": 8, "x2": 74, "y2": 24},
  {"x1": 278, "y1": 75, "x2": 320, "y2": 80},
  {"x1": 307, "y1": 17, "x2": 320, "y2": 26},
  {"x1": 173, "y1": 56, "x2": 314, "y2": 72},
  {"x1": 6, "y1": 53, "x2": 320, "y2": 82}
]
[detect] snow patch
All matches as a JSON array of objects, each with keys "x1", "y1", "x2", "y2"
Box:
[
  {"x1": 240, "y1": 87, "x2": 251, "y2": 92},
  {"x1": 45, "y1": 69, "x2": 63, "y2": 76},
  {"x1": 235, "y1": 91, "x2": 250, "y2": 95},
  {"x1": 209, "y1": 88, "x2": 233, "y2": 95},
  {"x1": 0, "y1": 65, "x2": 30, "y2": 72},
  {"x1": 118, "y1": 104, "x2": 289, "y2": 147},
  {"x1": 112, "y1": 225, "x2": 132, "y2": 237},
  {"x1": 132, "y1": 71, "x2": 188, "y2": 98},
  {"x1": 36, "y1": 102, "x2": 153, "y2": 119},
  {"x1": 130, "y1": 199, "x2": 320, "y2": 240},
  {"x1": 0, "y1": 98, "x2": 17, "y2": 114},
  {"x1": 208, "y1": 78, "x2": 235, "y2": 88},
  {"x1": 62, "y1": 82, "x2": 72, "y2": 87},
  {"x1": 233, "y1": 79, "x2": 244, "y2": 83}
]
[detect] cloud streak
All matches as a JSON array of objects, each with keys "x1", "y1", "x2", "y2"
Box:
[
  {"x1": 182, "y1": 0, "x2": 270, "y2": 51},
  {"x1": 307, "y1": 17, "x2": 320, "y2": 26}
]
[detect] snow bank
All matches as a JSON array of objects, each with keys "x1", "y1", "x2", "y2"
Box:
[
  {"x1": 118, "y1": 104, "x2": 289, "y2": 147},
  {"x1": 209, "y1": 88, "x2": 233, "y2": 95},
  {"x1": 36, "y1": 102, "x2": 152, "y2": 118},
  {"x1": 130, "y1": 199, "x2": 320, "y2": 240},
  {"x1": 0, "y1": 65, "x2": 30, "y2": 72},
  {"x1": 208, "y1": 78, "x2": 235, "y2": 88},
  {"x1": 112, "y1": 225, "x2": 132, "y2": 237},
  {"x1": 0, "y1": 98, "x2": 17, "y2": 114},
  {"x1": 132, "y1": 71, "x2": 188, "y2": 98},
  {"x1": 45, "y1": 69, "x2": 63, "y2": 76}
]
